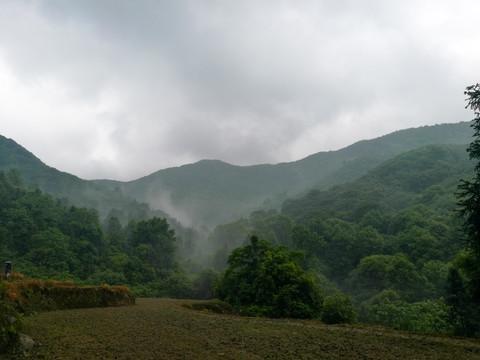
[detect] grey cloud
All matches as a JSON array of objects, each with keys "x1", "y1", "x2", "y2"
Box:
[{"x1": 0, "y1": 0, "x2": 478, "y2": 180}]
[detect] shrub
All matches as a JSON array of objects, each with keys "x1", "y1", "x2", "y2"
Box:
[
  {"x1": 0, "y1": 298, "x2": 23, "y2": 353},
  {"x1": 397, "y1": 299, "x2": 451, "y2": 334},
  {"x1": 361, "y1": 289, "x2": 406, "y2": 328},
  {"x1": 362, "y1": 290, "x2": 452, "y2": 333},
  {"x1": 1, "y1": 278, "x2": 135, "y2": 313},
  {"x1": 181, "y1": 300, "x2": 236, "y2": 314},
  {"x1": 322, "y1": 291, "x2": 357, "y2": 324}
]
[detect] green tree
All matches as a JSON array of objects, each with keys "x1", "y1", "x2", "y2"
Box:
[
  {"x1": 25, "y1": 228, "x2": 72, "y2": 275},
  {"x1": 352, "y1": 225, "x2": 385, "y2": 264},
  {"x1": 215, "y1": 236, "x2": 323, "y2": 319},
  {"x1": 457, "y1": 84, "x2": 480, "y2": 290},
  {"x1": 348, "y1": 254, "x2": 424, "y2": 302},
  {"x1": 321, "y1": 219, "x2": 358, "y2": 279},
  {"x1": 71, "y1": 239, "x2": 99, "y2": 279},
  {"x1": 61, "y1": 206, "x2": 103, "y2": 249},
  {"x1": 362, "y1": 289, "x2": 451, "y2": 334},
  {"x1": 192, "y1": 268, "x2": 220, "y2": 300},
  {"x1": 347, "y1": 254, "x2": 391, "y2": 301},
  {"x1": 398, "y1": 299, "x2": 450, "y2": 334},
  {"x1": 104, "y1": 215, "x2": 126, "y2": 250},
  {"x1": 362, "y1": 289, "x2": 405, "y2": 328},
  {"x1": 250, "y1": 213, "x2": 293, "y2": 247},
  {"x1": 385, "y1": 253, "x2": 425, "y2": 302},
  {"x1": 3, "y1": 207, "x2": 36, "y2": 255},
  {"x1": 445, "y1": 267, "x2": 478, "y2": 336},
  {"x1": 456, "y1": 83, "x2": 480, "y2": 334},
  {"x1": 129, "y1": 217, "x2": 176, "y2": 276},
  {"x1": 206, "y1": 219, "x2": 249, "y2": 254},
  {"x1": 291, "y1": 224, "x2": 325, "y2": 257},
  {"x1": 322, "y1": 291, "x2": 358, "y2": 324},
  {"x1": 421, "y1": 260, "x2": 448, "y2": 299}
]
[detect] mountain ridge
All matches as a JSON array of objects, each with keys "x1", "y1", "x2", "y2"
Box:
[
  {"x1": 0, "y1": 121, "x2": 473, "y2": 229},
  {"x1": 95, "y1": 121, "x2": 473, "y2": 228},
  {"x1": 0, "y1": 135, "x2": 152, "y2": 224}
]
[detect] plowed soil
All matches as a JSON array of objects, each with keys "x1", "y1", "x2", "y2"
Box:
[{"x1": 20, "y1": 298, "x2": 480, "y2": 359}]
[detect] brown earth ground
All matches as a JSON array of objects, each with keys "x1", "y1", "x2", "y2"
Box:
[{"x1": 19, "y1": 298, "x2": 480, "y2": 359}]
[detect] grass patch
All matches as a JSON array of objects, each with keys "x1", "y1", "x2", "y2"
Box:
[
  {"x1": 0, "y1": 276, "x2": 135, "y2": 357},
  {"x1": 181, "y1": 300, "x2": 236, "y2": 314},
  {"x1": 21, "y1": 298, "x2": 480, "y2": 360}
]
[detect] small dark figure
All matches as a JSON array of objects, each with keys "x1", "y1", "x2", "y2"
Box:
[{"x1": 4, "y1": 261, "x2": 11, "y2": 280}]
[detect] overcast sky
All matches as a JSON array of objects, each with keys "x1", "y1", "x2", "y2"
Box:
[{"x1": 0, "y1": 0, "x2": 479, "y2": 180}]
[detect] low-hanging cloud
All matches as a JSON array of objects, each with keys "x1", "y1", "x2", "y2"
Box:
[{"x1": 0, "y1": 0, "x2": 477, "y2": 180}]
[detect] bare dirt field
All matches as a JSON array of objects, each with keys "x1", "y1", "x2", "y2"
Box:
[{"x1": 20, "y1": 298, "x2": 480, "y2": 359}]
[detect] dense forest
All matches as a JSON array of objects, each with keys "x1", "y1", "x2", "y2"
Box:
[
  {"x1": 95, "y1": 121, "x2": 473, "y2": 228},
  {"x1": 0, "y1": 170, "x2": 203, "y2": 298},
  {"x1": 207, "y1": 144, "x2": 477, "y2": 334},
  {"x1": 1, "y1": 121, "x2": 472, "y2": 230},
  {"x1": 1, "y1": 120, "x2": 479, "y2": 338}
]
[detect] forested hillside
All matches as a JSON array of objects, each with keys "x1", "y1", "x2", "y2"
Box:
[
  {"x1": 95, "y1": 121, "x2": 472, "y2": 229},
  {"x1": 0, "y1": 135, "x2": 152, "y2": 224},
  {"x1": 205, "y1": 144, "x2": 475, "y2": 334},
  {"x1": 283, "y1": 144, "x2": 470, "y2": 224},
  {"x1": 0, "y1": 121, "x2": 478, "y2": 337},
  {"x1": 0, "y1": 171, "x2": 204, "y2": 298},
  {"x1": 0, "y1": 122, "x2": 472, "y2": 230}
]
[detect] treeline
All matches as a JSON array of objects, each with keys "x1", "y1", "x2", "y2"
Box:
[
  {"x1": 1, "y1": 143, "x2": 479, "y2": 337},
  {"x1": 0, "y1": 170, "x2": 210, "y2": 299},
  {"x1": 206, "y1": 144, "x2": 478, "y2": 335}
]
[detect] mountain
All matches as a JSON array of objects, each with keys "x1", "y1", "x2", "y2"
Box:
[
  {"x1": 291, "y1": 121, "x2": 473, "y2": 189},
  {"x1": 0, "y1": 135, "x2": 152, "y2": 223},
  {"x1": 282, "y1": 143, "x2": 473, "y2": 225},
  {"x1": 0, "y1": 121, "x2": 473, "y2": 229},
  {"x1": 95, "y1": 121, "x2": 473, "y2": 229}
]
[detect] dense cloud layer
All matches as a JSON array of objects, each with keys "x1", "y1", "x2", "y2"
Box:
[{"x1": 0, "y1": 0, "x2": 478, "y2": 180}]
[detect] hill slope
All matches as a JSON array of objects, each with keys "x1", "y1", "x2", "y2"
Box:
[
  {"x1": 0, "y1": 135, "x2": 150, "y2": 223},
  {"x1": 96, "y1": 121, "x2": 472, "y2": 228},
  {"x1": 282, "y1": 143, "x2": 473, "y2": 224},
  {"x1": 1, "y1": 121, "x2": 473, "y2": 229}
]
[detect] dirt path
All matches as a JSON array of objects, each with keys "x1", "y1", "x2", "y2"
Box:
[{"x1": 21, "y1": 298, "x2": 480, "y2": 359}]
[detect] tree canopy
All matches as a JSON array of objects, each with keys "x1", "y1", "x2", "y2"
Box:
[
  {"x1": 215, "y1": 236, "x2": 323, "y2": 319},
  {"x1": 454, "y1": 83, "x2": 480, "y2": 335}
]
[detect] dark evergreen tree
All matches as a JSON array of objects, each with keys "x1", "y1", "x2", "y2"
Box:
[
  {"x1": 455, "y1": 83, "x2": 480, "y2": 335},
  {"x1": 445, "y1": 268, "x2": 477, "y2": 336}
]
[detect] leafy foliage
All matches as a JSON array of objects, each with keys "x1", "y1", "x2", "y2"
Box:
[
  {"x1": 215, "y1": 236, "x2": 323, "y2": 319},
  {"x1": 0, "y1": 121, "x2": 479, "y2": 336},
  {"x1": 445, "y1": 267, "x2": 478, "y2": 336},
  {"x1": 0, "y1": 296, "x2": 23, "y2": 353},
  {"x1": 362, "y1": 290, "x2": 451, "y2": 334},
  {"x1": 454, "y1": 83, "x2": 480, "y2": 336},
  {"x1": 201, "y1": 143, "x2": 474, "y2": 334},
  {"x1": 283, "y1": 145, "x2": 472, "y2": 225},
  {"x1": 0, "y1": 172, "x2": 199, "y2": 302},
  {"x1": 322, "y1": 291, "x2": 357, "y2": 324},
  {"x1": 457, "y1": 85, "x2": 480, "y2": 283}
]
